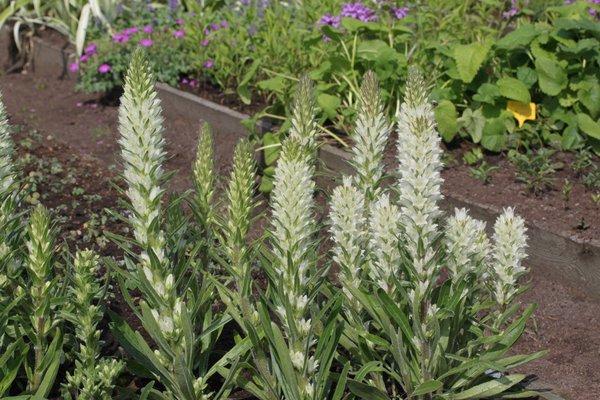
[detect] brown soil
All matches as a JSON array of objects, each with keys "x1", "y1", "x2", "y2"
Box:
[{"x1": 2, "y1": 39, "x2": 600, "y2": 399}]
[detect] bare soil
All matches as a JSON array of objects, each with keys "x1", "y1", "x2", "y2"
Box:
[{"x1": 1, "y1": 37, "x2": 599, "y2": 400}]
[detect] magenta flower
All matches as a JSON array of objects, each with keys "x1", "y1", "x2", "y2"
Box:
[
  {"x1": 69, "y1": 62, "x2": 79, "y2": 73},
  {"x1": 173, "y1": 29, "x2": 185, "y2": 38},
  {"x1": 176, "y1": 18, "x2": 184, "y2": 25},
  {"x1": 319, "y1": 13, "x2": 341, "y2": 28},
  {"x1": 220, "y1": 20, "x2": 229, "y2": 28},
  {"x1": 139, "y1": 38, "x2": 154, "y2": 47},
  {"x1": 203, "y1": 59, "x2": 214, "y2": 69},
  {"x1": 201, "y1": 39, "x2": 210, "y2": 46},
  {"x1": 203, "y1": 27, "x2": 211, "y2": 35},
  {"x1": 124, "y1": 27, "x2": 139, "y2": 35},
  {"x1": 340, "y1": 2, "x2": 377, "y2": 22},
  {"x1": 80, "y1": 54, "x2": 90, "y2": 63},
  {"x1": 112, "y1": 32, "x2": 130, "y2": 43},
  {"x1": 392, "y1": 6, "x2": 409, "y2": 20},
  {"x1": 84, "y1": 43, "x2": 97, "y2": 55},
  {"x1": 143, "y1": 25, "x2": 154, "y2": 34},
  {"x1": 98, "y1": 64, "x2": 111, "y2": 74},
  {"x1": 210, "y1": 22, "x2": 220, "y2": 31}
]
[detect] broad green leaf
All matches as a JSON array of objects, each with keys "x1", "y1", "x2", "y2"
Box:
[
  {"x1": 577, "y1": 113, "x2": 600, "y2": 140},
  {"x1": 347, "y1": 380, "x2": 390, "y2": 400},
  {"x1": 413, "y1": 380, "x2": 443, "y2": 396},
  {"x1": 516, "y1": 67, "x2": 537, "y2": 87},
  {"x1": 453, "y1": 42, "x2": 491, "y2": 83},
  {"x1": 578, "y1": 80, "x2": 600, "y2": 118},
  {"x1": 496, "y1": 24, "x2": 539, "y2": 49},
  {"x1": 535, "y1": 57, "x2": 567, "y2": 96},
  {"x1": 497, "y1": 77, "x2": 531, "y2": 103},
  {"x1": 317, "y1": 93, "x2": 342, "y2": 119},
  {"x1": 357, "y1": 40, "x2": 397, "y2": 63},
  {"x1": 458, "y1": 108, "x2": 486, "y2": 143},
  {"x1": 473, "y1": 83, "x2": 501, "y2": 104},
  {"x1": 481, "y1": 116, "x2": 507, "y2": 152},
  {"x1": 452, "y1": 375, "x2": 526, "y2": 399},
  {"x1": 257, "y1": 76, "x2": 286, "y2": 93},
  {"x1": 435, "y1": 100, "x2": 458, "y2": 142}
]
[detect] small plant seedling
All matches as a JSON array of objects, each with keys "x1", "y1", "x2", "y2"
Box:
[
  {"x1": 592, "y1": 193, "x2": 600, "y2": 207},
  {"x1": 561, "y1": 179, "x2": 573, "y2": 207},
  {"x1": 508, "y1": 148, "x2": 561, "y2": 195},
  {"x1": 470, "y1": 161, "x2": 499, "y2": 184},
  {"x1": 583, "y1": 168, "x2": 600, "y2": 191},
  {"x1": 463, "y1": 148, "x2": 484, "y2": 165},
  {"x1": 573, "y1": 147, "x2": 594, "y2": 174}
]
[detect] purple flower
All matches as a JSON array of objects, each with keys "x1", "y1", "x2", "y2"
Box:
[
  {"x1": 112, "y1": 32, "x2": 130, "y2": 43},
  {"x1": 143, "y1": 25, "x2": 154, "y2": 34},
  {"x1": 84, "y1": 43, "x2": 97, "y2": 55},
  {"x1": 502, "y1": 0, "x2": 519, "y2": 19},
  {"x1": 201, "y1": 39, "x2": 210, "y2": 46},
  {"x1": 211, "y1": 22, "x2": 220, "y2": 31},
  {"x1": 203, "y1": 27, "x2": 211, "y2": 35},
  {"x1": 139, "y1": 38, "x2": 154, "y2": 47},
  {"x1": 124, "y1": 27, "x2": 139, "y2": 35},
  {"x1": 340, "y1": 2, "x2": 378, "y2": 22},
  {"x1": 319, "y1": 13, "x2": 341, "y2": 28},
  {"x1": 181, "y1": 77, "x2": 189, "y2": 84},
  {"x1": 392, "y1": 6, "x2": 409, "y2": 20},
  {"x1": 69, "y1": 62, "x2": 79, "y2": 73},
  {"x1": 220, "y1": 20, "x2": 229, "y2": 28},
  {"x1": 173, "y1": 29, "x2": 185, "y2": 38},
  {"x1": 98, "y1": 64, "x2": 111, "y2": 74},
  {"x1": 203, "y1": 59, "x2": 214, "y2": 69},
  {"x1": 241, "y1": 0, "x2": 250, "y2": 4},
  {"x1": 168, "y1": 0, "x2": 179, "y2": 10},
  {"x1": 176, "y1": 18, "x2": 184, "y2": 25},
  {"x1": 80, "y1": 54, "x2": 90, "y2": 63}
]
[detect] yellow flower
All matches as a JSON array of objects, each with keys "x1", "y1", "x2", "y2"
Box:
[{"x1": 507, "y1": 101, "x2": 536, "y2": 128}]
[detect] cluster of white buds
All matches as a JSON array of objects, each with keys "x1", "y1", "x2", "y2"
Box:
[
  {"x1": 329, "y1": 176, "x2": 366, "y2": 310},
  {"x1": 368, "y1": 194, "x2": 402, "y2": 295},
  {"x1": 0, "y1": 93, "x2": 16, "y2": 197},
  {"x1": 289, "y1": 76, "x2": 318, "y2": 159},
  {"x1": 223, "y1": 139, "x2": 256, "y2": 284},
  {"x1": 445, "y1": 208, "x2": 490, "y2": 285},
  {"x1": 193, "y1": 123, "x2": 216, "y2": 230},
  {"x1": 395, "y1": 67, "x2": 443, "y2": 292},
  {"x1": 63, "y1": 250, "x2": 123, "y2": 400},
  {"x1": 350, "y1": 71, "x2": 391, "y2": 201},
  {"x1": 118, "y1": 50, "x2": 185, "y2": 359},
  {"x1": 491, "y1": 207, "x2": 528, "y2": 307}
]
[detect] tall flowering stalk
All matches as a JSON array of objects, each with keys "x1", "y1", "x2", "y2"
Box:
[
  {"x1": 332, "y1": 69, "x2": 544, "y2": 399},
  {"x1": 63, "y1": 250, "x2": 123, "y2": 400},
  {"x1": 288, "y1": 75, "x2": 318, "y2": 161},
  {"x1": 114, "y1": 50, "x2": 238, "y2": 400},
  {"x1": 193, "y1": 122, "x2": 215, "y2": 232},
  {"x1": 25, "y1": 205, "x2": 59, "y2": 392}
]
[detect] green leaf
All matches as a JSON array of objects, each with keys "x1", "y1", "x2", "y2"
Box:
[
  {"x1": 453, "y1": 42, "x2": 491, "y2": 83},
  {"x1": 452, "y1": 375, "x2": 526, "y2": 399},
  {"x1": 473, "y1": 83, "x2": 501, "y2": 104},
  {"x1": 262, "y1": 132, "x2": 281, "y2": 166},
  {"x1": 357, "y1": 40, "x2": 397, "y2": 63},
  {"x1": 435, "y1": 100, "x2": 459, "y2": 142},
  {"x1": 347, "y1": 380, "x2": 390, "y2": 400},
  {"x1": 257, "y1": 76, "x2": 286, "y2": 93},
  {"x1": 535, "y1": 57, "x2": 567, "y2": 96},
  {"x1": 413, "y1": 380, "x2": 443, "y2": 396},
  {"x1": 578, "y1": 80, "x2": 600, "y2": 119},
  {"x1": 481, "y1": 116, "x2": 507, "y2": 152},
  {"x1": 237, "y1": 60, "x2": 260, "y2": 105},
  {"x1": 516, "y1": 67, "x2": 537, "y2": 87},
  {"x1": 317, "y1": 93, "x2": 342, "y2": 119},
  {"x1": 577, "y1": 113, "x2": 600, "y2": 140},
  {"x1": 458, "y1": 108, "x2": 486, "y2": 143},
  {"x1": 497, "y1": 77, "x2": 531, "y2": 103},
  {"x1": 496, "y1": 24, "x2": 540, "y2": 49}
]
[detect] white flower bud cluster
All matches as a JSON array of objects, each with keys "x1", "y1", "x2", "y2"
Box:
[
  {"x1": 0, "y1": 93, "x2": 15, "y2": 195},
  {"x1": 350, "y1": 71, "x2": 391, "y2": 201},
  {"x1": 118, "y1": 52, "x2": 186, "y2": 365},
  {"x1": 289, "y1": 76, "x2": 318, "y2": 158},
  {"x1": 368, "y1": 194, "x2": 401, "y2": 294},
  {"x1": 445, "y1": 208, "x2": 490, "y2": 283},
  {"x1": 395, "y1": 68, "x2": 443, "y2": 290},
  {"x1": 491, "y1": 207, "x2": 528, "y2": 306},
  {"x1": 329, "y1": 177, "x2": 366, "y2": 306},
  {"x1": 26, "y1": 205, "x2": 54, "y2": 322}
]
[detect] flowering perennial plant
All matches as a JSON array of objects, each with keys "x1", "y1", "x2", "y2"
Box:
[
  {"x1": 329, "y1": 69, "x2": 544, "y2": 399},
  {"x1": 111, "y1": 50, "x2": 239, "y2": 400}
]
